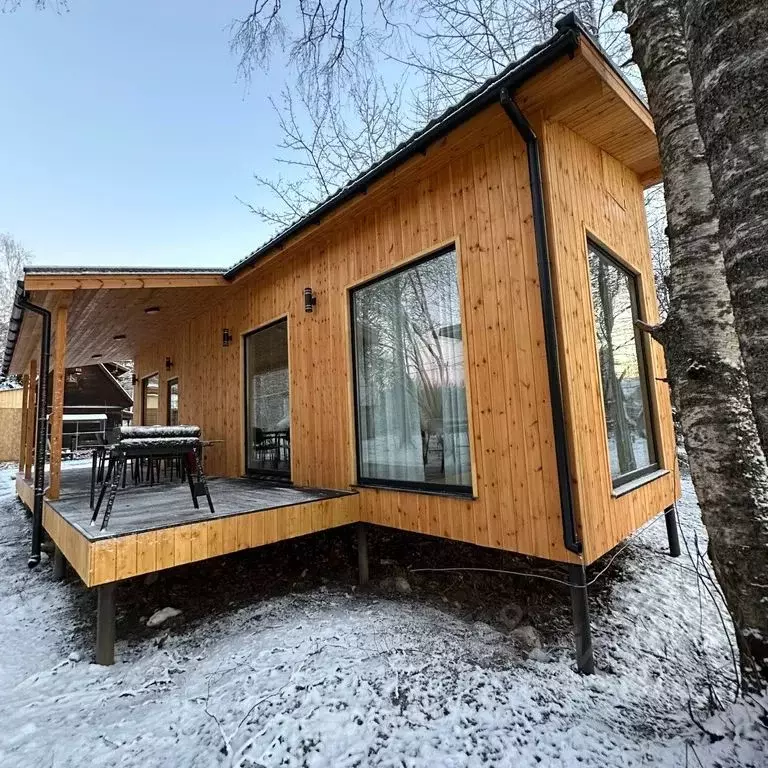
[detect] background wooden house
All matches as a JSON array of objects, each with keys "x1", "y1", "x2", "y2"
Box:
[{"x1": 2, "y1": 16, "x2": 680, "y2": 668}]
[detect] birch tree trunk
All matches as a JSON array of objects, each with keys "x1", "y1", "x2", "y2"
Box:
[
  {"x1": 682, "y1": 0, "x2": 768, "y2": 455},
  {"x1": 618, "y1": 0, "x2": 768, "y2": 687}
]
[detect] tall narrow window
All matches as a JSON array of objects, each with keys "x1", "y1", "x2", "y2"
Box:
[
  {"x1": 245, "y1": 319, "x2": 290, "y2": 477},
  {"x1": 588, "y1": 240, "x2": 658, "y2": 486},
  {"x1": 142, "y1": 373, "x2": 159, "y2": 426},
  {"x1": 351, "y1": 246, "x2": 472, "y2": 493},
  {"x1": 167, "y1": 378, "x2": 179, "y2": 426}
]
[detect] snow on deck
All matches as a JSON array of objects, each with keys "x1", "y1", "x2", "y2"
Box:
[{"x1": 0, "y1": 465, "x2": 765, "y2": 767}]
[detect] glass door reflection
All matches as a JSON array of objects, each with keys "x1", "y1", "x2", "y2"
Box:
[{"x1": 244, "y1": 319, "x2": 290, "y2": 477}]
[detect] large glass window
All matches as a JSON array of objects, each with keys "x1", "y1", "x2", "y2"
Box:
[
  {"x1": 351, "y1": 246, "x2": 472, "y2": 493},
  {"x1": 588, "y1": 240, "x2": 658, "y2": 486},
  {"x1": 167, "y1": 378, "x2": 179, "y2": 426},
  {"x1": 245, "y1": 319, "x2": 290, "y2": 476},
  {"x1": 142, "y1": 373, "x2": 159, "y2": 426}
]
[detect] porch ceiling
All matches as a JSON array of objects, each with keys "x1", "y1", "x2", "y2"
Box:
[{"x1": 9, "y1": 274, "x2": 233, "y2": 373}]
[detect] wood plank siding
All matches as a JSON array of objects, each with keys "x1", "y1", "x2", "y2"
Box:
[
  {"x1": 539, "y1": 119, "x2": 678, "y2": 563},
  {"x1": 135, "y1": 105, "x2": 613, "y2": 566}
]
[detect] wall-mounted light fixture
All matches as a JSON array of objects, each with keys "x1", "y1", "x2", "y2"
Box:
[
  {"x1": 304, "y1": 287, "x2": 317, "y2": 313},
  {"x1": 222, "y1": 328, "x2": 233, "y2": 347},
  {"x1": 131, "y1": 374, "x2": 138, "y2": 386},
  {"x1": 165, "y1": 356, "x2": 173, "y2": 371},
  {"x1": 113, "y1": 333, "x2": 126, "y2": 340},
  {"x1": 91, "y1": 353, "x2": 103, "y2": 359},
  {"x1": 144, "y1": 306, "x2": 160, "y2": 315}
]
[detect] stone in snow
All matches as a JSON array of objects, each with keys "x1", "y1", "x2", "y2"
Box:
[
  {"x1": 511, "y1": 625, "x2": 541, "y2": 651},
  {"x1": 146, "y1": 607, "x2": 182, "y2": 627}
]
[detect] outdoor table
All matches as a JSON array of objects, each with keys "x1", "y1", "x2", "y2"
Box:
[{"x1": 90, "y1": 425, "x2": 215, "y2": 530}]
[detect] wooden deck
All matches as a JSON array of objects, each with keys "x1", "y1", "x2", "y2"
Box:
[{"x1": 16, "y1": 464, "x2": 359, "y2": 587}]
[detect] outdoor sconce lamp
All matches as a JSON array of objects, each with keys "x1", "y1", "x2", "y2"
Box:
[
  {"x1": 131, "y1": 374, "x2": 138, "y2": 386},
  {"x1": 165, "y1": 356, "x2": 173, "y2": 371},
  {"x1": 222, "y1": 328, "x2": 233, "y2": 347},
  {"x1": 304, "y1": 287, "x2": 317, "y2": 313}
]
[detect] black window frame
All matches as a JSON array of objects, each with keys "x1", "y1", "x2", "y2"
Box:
[
  {"x1": 587, "y1": 238, "x2": 660, "y2": 489},
  {"x1": 242, "y1": 317, "x2": 291, "y2": 480},
  {"x1": 349, "y1": 244, "x2": 474, "y2": 497}
]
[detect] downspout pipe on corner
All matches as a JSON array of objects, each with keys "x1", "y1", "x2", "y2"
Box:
[
  {"x1": 499, "y1": 89, "x2": 582, "y2": 555},
  {"x1": 11, "y1": 283, "x2": 52, "y2": 567}
]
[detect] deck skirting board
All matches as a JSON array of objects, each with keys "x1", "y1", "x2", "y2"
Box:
[{"x1": 16, "y1": 473, "x2": 360, "y2": 587}]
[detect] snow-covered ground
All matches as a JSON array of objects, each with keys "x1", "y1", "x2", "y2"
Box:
[{"x1": 0, "y1": 464, "x2": 765, "y2": 767}]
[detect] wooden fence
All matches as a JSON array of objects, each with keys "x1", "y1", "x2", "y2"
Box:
[{"x1": 0, "y1": 388, "x2": 23, "y2": 462}]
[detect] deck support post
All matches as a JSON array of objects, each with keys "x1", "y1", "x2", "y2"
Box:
[
  {"x1": 664, "y1": 505, "x2": 681, "y2": 557},
  {"x1": 49, "y1": 303, "x2": 69, "y2": 501},
  {"x1": 52, "y1": 545, "x2": 66, "y2": 581},
  {"x1": 24, "y1": 358, "x2": 37, "y2": 481},
  {"x1": 357, "y1": 523, "x2": 369, "y2": 587},
  {"x1": 96, "y1": 583, "x2": 116, "y2": 666},
  {"x1": 568, "y1": 563, "x2": 594, "y2": 675}
]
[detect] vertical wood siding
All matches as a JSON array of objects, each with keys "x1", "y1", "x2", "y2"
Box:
[
  {"x1": 135, "y1": 107, "x2": 676, "y2": 564},
  {"x1": 540, "y1": 119, "x2": 679, "y2": 564}
]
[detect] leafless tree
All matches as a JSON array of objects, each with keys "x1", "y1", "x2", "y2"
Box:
[
  {"x1": 240, "y1": 72, "x2": 409, "y2": 228},
  {"x1": 1, "y1": 0, "x2": 67, "y2": 11},
  {"x1": 234, "y1": 1, "x2": 670, "y2": 303},
  {"x1": 235, "y1": 3, "x2": 634, "y2": 213},
  {"x1": 0, "y1": 233, "x2": 32, "y2": 384}
]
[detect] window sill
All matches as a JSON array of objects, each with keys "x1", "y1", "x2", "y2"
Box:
[
  {"x1": 611, "y1": 468, "x2": 670, "y2": 498},
  {"x1": 352, "y1": 482, "x2": 477, "y2": 501}
]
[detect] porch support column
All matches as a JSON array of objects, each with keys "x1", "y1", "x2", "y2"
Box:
[
  {"x1": 49, "y1": 304, "x2": 68, "y2": 500},
  {"x1": 18, "y1": 372, "x2": 30, "y2": 471},
  {"x1": 664, "y1": 505, "x2": 681, "y2": 557},
  {"x1": 96, "y1": 583, "x2": 116, "y2": 666},
  {"x1": 357, "y1": 523, "x2": 369, "y2": 586},
  {"x1": 24, "y1": 358, "x2": 37, "y2": 481},
  {"x1": 52, "y1": 545, "x2": 66, "y2": 581},
  {"x1": 568, "y1": 563, "x2": 594, "y2": 674}
]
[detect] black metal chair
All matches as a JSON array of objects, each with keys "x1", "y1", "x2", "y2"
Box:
[{"x1": 90, "y1": 425, "x2": 215, "y2": 530}]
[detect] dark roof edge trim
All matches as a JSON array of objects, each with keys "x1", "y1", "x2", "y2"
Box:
[
  {"x1": 2, "y1": 282, "x2": 27, "y2": 377},
  {"x1": 224, "y1": 20, "x2": 582, "y2": 281}
]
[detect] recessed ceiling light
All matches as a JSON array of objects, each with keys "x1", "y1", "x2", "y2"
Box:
[
  {"x1": 144, "y1": 306, "x2": 160, "y2": 314},
  {"x1": 113, "y1": 334, "x2": 126, "y2": 340}
]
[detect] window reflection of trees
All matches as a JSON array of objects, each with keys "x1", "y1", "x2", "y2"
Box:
[
  {"x1": 353, "y1": 250, "x2": 471, "y2": 488},
  {"x1": 588, "y1": 243, "x2": 656, "y2": 482}
]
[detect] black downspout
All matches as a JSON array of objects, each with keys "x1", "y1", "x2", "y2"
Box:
[
  {"x1": 17, "y1": 291, "x2": 51, "y2": 568},
  {"x1": 499, "y1": 88, "x2": 582, "y2": 555}
]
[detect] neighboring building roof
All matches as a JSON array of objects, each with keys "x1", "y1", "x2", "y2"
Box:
[{"x1": 61, "y1": 413, "x2": 108, "y2": 422}]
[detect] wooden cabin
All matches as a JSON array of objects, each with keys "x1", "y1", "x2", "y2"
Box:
[{"x1": 2, "y1": 16, "x2": 680, "y2": 669}]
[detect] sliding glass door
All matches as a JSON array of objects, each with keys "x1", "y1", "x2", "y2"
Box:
[{"x1": 244, "y1": 319, "x2": 290, "y2": 477}]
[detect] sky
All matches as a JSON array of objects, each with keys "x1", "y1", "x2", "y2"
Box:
[{"x1": 0, "y1": 1, "x2": 290, "y2": 269}]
